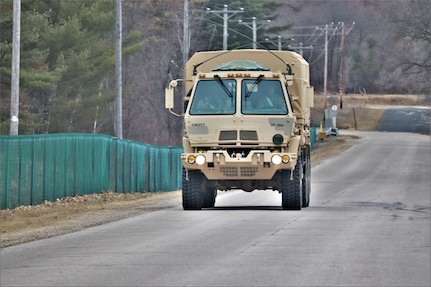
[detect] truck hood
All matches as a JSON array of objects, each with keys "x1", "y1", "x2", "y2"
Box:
[{"x1": 184, "y1": 114, "x2": 295, "y2": 147}]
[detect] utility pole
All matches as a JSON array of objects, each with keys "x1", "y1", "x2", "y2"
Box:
[
  {"x1": 287, "y1": 42, "x2": 314, "y2": 56},
  {"x1": 323, "y1": 24, "x2": 329, "y2": 108},
  {"x1": 183, "y1": 0, "x2": 190, "y2": 66},
  {"x1": 10, "y1": 0, "x2": 20, "y2": 135},
  {"x1": 339, "y1": 22, "x2": 345, "y2": 109},
  {"x1": 284, "y1": 22, "x2": 354, "y2": 109},
  {"x1": 239, "y1": 17, "x2": 271, "y2": 49},
  {"x1": 314, "y1": 22, "x2": 354, "y2": 108},
  {"x1": 338, "y1": 22, "x2": 354, "y2": 108},
  {"x1": 264, "y1": 36, "x2": 286, "y2": 51},
  {"x1": 278, "y1": 35, "x2": 282, "y2": 51},
  {"x1": 206, "y1": 5, "x2": 243, "y2": 50},
  {"x1": 265, "y1": 36, "x2": 309, "y2": 53},
  {"x1": 115, "y1": 0, "x2": 123, "y2": 138}
]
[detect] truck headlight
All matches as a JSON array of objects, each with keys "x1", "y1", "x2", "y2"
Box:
[
  {"x1": 271, "y1": 154, "x2": 282, "y2": 165},
  {"x1": 195, "y1": 154, "x2": 206, "y2": 165}
]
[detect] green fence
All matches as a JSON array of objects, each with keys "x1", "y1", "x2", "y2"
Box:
[
  {"x1": 0, "y1": 134, "x2": 183, "y2": 209},
  {"x1": 310, "y1": 127, "x2": 316, "y2": 151}
]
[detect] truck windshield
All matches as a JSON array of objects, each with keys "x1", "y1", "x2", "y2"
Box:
[
  {"x1": 241, "y1": 80, "x2": 288, "y2": 115},
  {"x1": 189, "y1": 79, "x2": 236, "y2": 115}
]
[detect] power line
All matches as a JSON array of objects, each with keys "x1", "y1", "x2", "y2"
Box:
[
  {"x1": 201, "y1": 17, "x2": 268, "y2": 50},
  {"x1": 238, "y1": 17, "x2": 271, "y2": 49},
  {"x1": 287, "y1": 22, "x2": 354, "y2": 107},
  {"x1": 282, "y1": 22, "x2": 354, "y2": 48},
  {"x1": 206, "y1": 4, "x2": 244, "y2": 50}
]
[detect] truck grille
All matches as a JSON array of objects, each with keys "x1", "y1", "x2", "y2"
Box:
[
  {"x1": 220, "y1": 166, "x2": 259, "y2": 177},
  {"x1": 240, "y1": 130, "x2": 258, "y2": 140},
  {"x1": 240, "y1": 167, "x2": 258, "y2": 176},
  {"x1": 219, "y1": 130, "x2": 258, "y2": 141},
  {"x1": 219, "y1": 130, "x2": 236, "y2": 140},
  {"x1": 220, "y1": 167, "x2": 238, "y2": 177}
]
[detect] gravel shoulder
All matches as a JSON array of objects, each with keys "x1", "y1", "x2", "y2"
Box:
[{"x1": 0, "y1": 134, "x2": 358, "y2": 248}]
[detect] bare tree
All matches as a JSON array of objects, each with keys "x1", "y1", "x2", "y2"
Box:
[{"x1": 384, "y1": 0, "x2": 431, "y2": 93}]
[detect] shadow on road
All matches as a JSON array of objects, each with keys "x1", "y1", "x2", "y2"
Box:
[
  {"x1": 205, "y1": 205, "x2": 286, "y2": 211},
  {"x1": 379, "y1": 107, "x2": 430, "y2": 134}
]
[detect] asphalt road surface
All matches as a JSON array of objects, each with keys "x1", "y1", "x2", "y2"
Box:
[
  {"x1": 1, "y1": 131, "x2": 430, "y2": 287},
  {"x1": 379, "y1": 107, "x2": 430, "y2": 134}
]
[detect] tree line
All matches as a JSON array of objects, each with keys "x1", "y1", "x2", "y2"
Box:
[{"x1": 0, "y1": 0, "x2": 429, "y2": 145}]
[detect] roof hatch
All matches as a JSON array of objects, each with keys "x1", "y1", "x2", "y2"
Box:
[{"x1": 212, "y1": 60, "x2": 270, "y2": 72}]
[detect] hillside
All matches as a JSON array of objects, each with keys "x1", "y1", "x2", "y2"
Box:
[{"x1": 0, "y1": 0, "x2": 429, "y2": 145}]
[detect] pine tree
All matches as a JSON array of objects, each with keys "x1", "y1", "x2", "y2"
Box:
[{"x1": 0, "y1": 0, "x2": 143, "y2": 134}]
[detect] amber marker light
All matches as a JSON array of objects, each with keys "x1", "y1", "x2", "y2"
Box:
[
  {"x1": 187, "y1": 155, "x2": 196, "y2": 164},
  {"x1": 282, "y1": 155, "x2": 290, "y2": 163}
]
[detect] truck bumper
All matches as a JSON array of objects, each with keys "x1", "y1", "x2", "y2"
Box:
[{"x1": 181, "y1": 150, "x2": 297, "y2": 180}]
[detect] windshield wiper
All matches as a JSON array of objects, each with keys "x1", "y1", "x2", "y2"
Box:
[
  {"x1": 244, "y1": 74, "x2": 264, "y2": 98},
  {"x1": 214, "y1": 75, "x2": 234, "y2": 98}
]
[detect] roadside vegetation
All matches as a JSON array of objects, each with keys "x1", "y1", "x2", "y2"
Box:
[{"x1": 1, "y1": 0, "x2": 429, "y2": 144}]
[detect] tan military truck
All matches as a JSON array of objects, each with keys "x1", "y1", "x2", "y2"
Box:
[{"x1": 165, "y1": 49, "x2": 314, "y2": 210}]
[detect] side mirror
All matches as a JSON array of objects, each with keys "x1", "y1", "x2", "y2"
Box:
[
  {"x1": 165, "y1": 80, "x2": 179, "y2": 109},
  {"x1": 307, "y1": 86, "x2": 314, "y2": 108},
  {"x1": 165, "y1": 87, "x2": 174, "y2": 109}
]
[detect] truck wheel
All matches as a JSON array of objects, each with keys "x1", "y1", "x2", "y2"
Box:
[
  {"x1": 281, "y1": 163, "x2": 302, "y2": 210},
  {"x1": 202, "y1": 188, "x2": 217, "y2": 208},
  {"x1": 182, "y1": 169, "x2": 203, "y2": 210},
  {"x1": 302, "y1": 151, "x2": 311, "y2": 207}
]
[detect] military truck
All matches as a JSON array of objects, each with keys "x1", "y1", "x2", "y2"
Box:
[{"x1": 165, "y1": 49, "x2": 314, "y2": 210}]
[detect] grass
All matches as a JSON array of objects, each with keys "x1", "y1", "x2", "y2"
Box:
[{"x1": 311, "y1": 93, "x2": 429, "y2": 131}]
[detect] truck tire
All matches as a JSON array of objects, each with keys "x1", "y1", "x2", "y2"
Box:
[
  {"x1": 281, "y1": 160, "x2": 302, "y2": 210},
  {"x1": 302, "y1": 151, "x2": 311, "y2": 207},
  {"x1": 182, "y1": 168, "x2": 203, "y2": 210},
  {"x1": 202, "y1": 187, "x2": 217, "y2": 208}
]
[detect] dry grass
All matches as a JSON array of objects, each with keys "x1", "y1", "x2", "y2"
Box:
[
  {"x1": 311, "y1": 93, "x2": 429, "y2": 131},
  {"x1": 314, "y1": 93, "x2": 429, "y2": 109},
  {"x1": 0, "y1": 191, "x2": 182, "y2": 247}
]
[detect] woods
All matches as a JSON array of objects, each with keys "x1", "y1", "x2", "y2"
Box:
[{"x1": 0, "y1": 0, "x2": 429, "y2": 145}]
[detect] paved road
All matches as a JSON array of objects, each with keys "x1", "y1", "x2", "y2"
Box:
[
  {"x1": 379, "y1": 107, "x2": 430, "y2": 134},
  {"x1": 1, "y1": 131, "x2": 430, "y2": 287}
]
